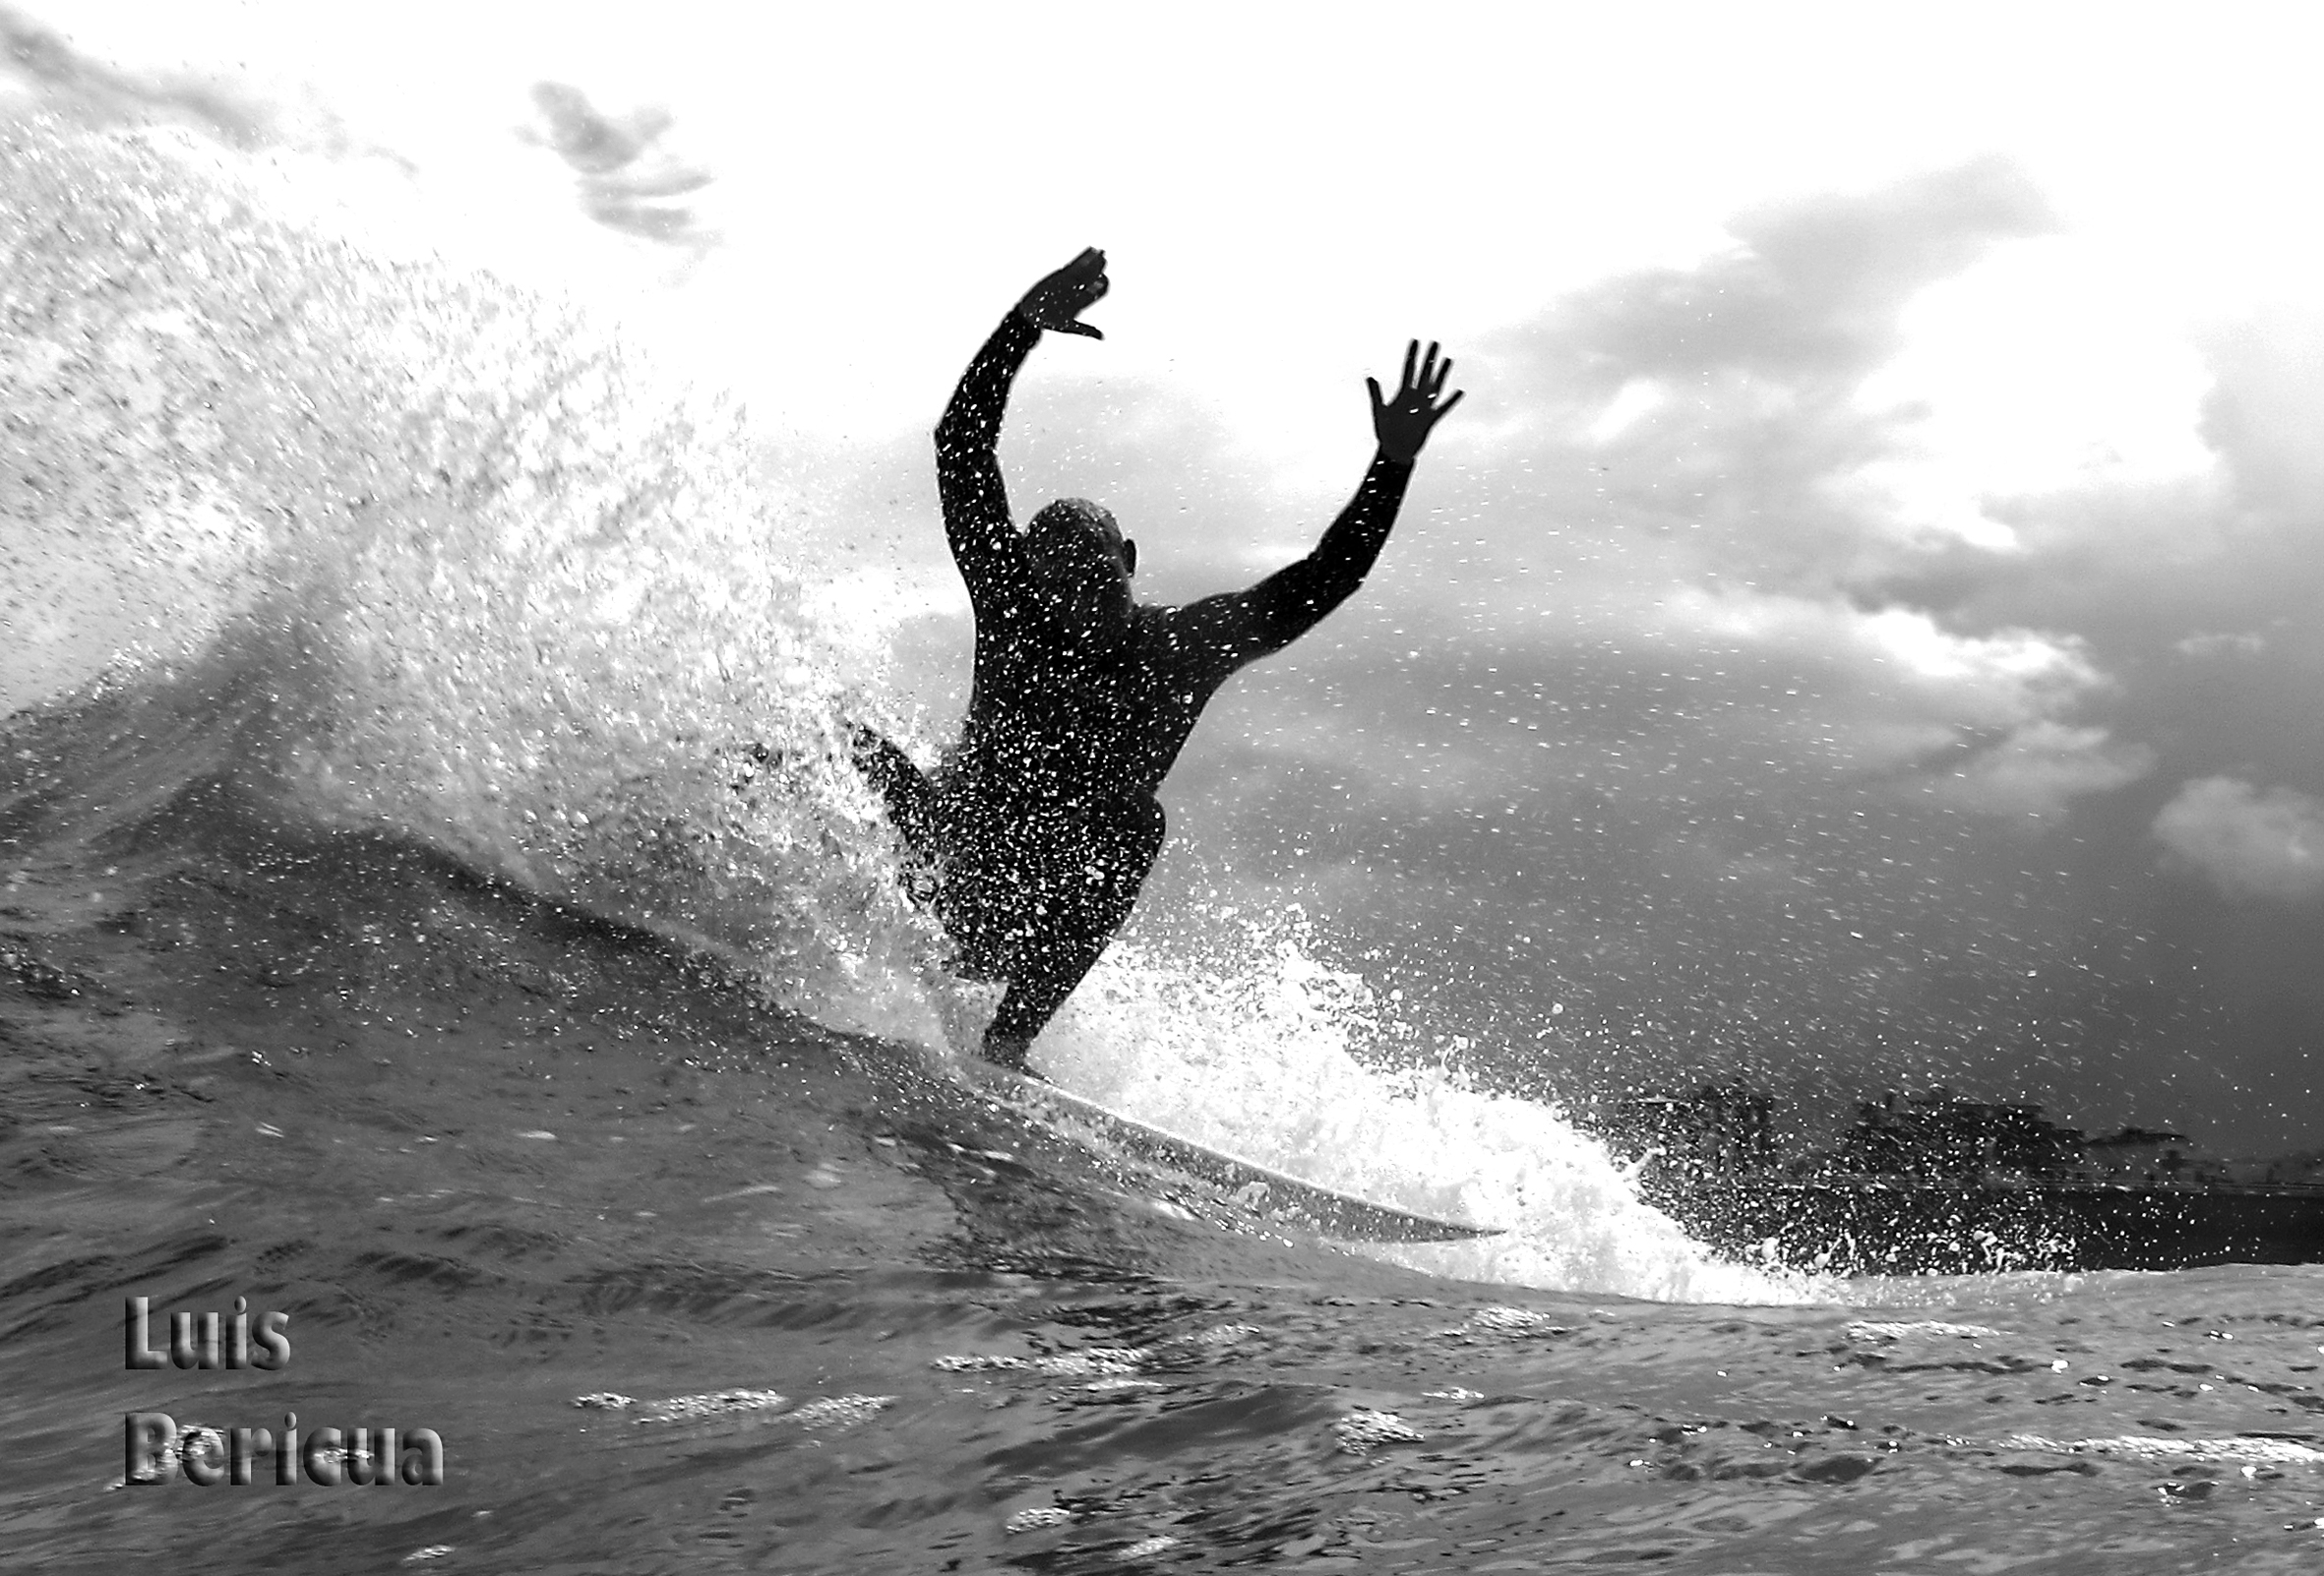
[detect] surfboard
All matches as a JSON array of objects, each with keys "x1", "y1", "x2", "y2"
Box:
[{"x1": 963, "y1": 1063, "x2": 1502, "y2": 1244}]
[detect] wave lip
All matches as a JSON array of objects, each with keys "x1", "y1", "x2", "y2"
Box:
[{"x1": 4, "y1": 113, "x2": 940, "y2": 1039}]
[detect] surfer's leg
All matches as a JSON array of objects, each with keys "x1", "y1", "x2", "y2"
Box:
[
  {"x1": 982, "y1": 926, "x2": 1114, "y2": 1070},
  {"x1": 980, "y1": 793, "x2": 1165, "y2": 1068}
]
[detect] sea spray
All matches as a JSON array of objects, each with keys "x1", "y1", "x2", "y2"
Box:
[
  {"x1": 2, "y1": 116, "x2": 948, "y2": 1037},
  {"x1": 1040, "y1": 911, "x2": 1816, "y2": 1302}
]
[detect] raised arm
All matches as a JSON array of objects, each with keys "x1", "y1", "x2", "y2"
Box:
[
  {"x1": 1173, "y1": 340, "x2": 1462, "y2": 675},
  {"x1": 934, "y1": 248, "x2": 1109, "y2": 615}
]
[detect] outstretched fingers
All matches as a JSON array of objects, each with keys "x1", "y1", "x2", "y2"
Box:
[
  {"x1": 1369, "y1": 339, "x2": 1465, "y2": 459},
  {"x1": 1415, "y1": 341, "x2": 1443, "y2": 389},
  {"x1": 1070, "y1": 255, "x2": 1110, "y2": 336},
  {"x1": 1020, "y1": 246, "x2": 1111, "y2": 337},
  {"x1": 1398, "y1": 341, "x2": 1458, "y2": 402},
  {"x1": 1393, "y1": 342, "x2": 1460, "y2": 410}
]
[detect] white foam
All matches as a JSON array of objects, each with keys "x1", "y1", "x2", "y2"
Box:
[
  {"x1": 1847, "y1": 1320, "x2": 2005, "y2": 1341},
  {"x1": 1029, "y1": 915, "x2": 1820, "y2": 1304},
  {"x1": 1996, "y1": 1433, "x2": 2324, "y2": 1466}
]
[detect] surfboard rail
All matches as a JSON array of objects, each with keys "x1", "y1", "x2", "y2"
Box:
[{"x1": 964, "y1": 1063, "x2": 1502, "y2": 1244}]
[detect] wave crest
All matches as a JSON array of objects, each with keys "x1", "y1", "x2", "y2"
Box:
[{"x1": 3, "y1": 116, "x2": 941, "y2": 1032}]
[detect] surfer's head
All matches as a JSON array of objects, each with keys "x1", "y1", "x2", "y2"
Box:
[{"x1": 1027, "y1": 498, "x2": 1136, "y2": 632}]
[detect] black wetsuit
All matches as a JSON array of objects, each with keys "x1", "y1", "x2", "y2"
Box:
[{"x1": 855, "y1": 309, "x2": 1414, "y2": 1063}]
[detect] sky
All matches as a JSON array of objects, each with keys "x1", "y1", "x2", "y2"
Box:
[{"x1": 3, "y1": 2, "x2": 2320, "y2": 1150}]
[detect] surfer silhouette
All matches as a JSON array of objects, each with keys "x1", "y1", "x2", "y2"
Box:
[{"x1": 852, "y1": 248, "x2": 1461, "y2": 1070}]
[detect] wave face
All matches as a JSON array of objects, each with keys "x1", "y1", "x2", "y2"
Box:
[
  {"x1": 3, "y1": 116, "x2": 1787, "y2": 1303},
  {"x1": 4, "y1": 116, "x2": 942, "y2": 1030}
]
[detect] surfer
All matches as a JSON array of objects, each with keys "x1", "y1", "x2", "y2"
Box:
[{"x1": 853, "y1": 247, "x2": 1461, "y2": 1069}]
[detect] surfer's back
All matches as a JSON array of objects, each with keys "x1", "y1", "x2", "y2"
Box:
[{"x1": 953, "y1": 602, "x2": 1230, "y2": 805}]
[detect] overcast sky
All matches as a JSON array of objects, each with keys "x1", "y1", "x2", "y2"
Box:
[{"x1": 5, "y1": 2, "x2": 2319, "y2": 1149}]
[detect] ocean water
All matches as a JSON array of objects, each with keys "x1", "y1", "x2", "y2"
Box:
[{"x1": 6, "y1": 117, "x2": 2324, "y2": 1573}]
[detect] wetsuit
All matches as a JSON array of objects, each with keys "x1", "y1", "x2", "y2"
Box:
[{"x1": 854, "y1": 308, "x2": 1414, "y2": 1065}]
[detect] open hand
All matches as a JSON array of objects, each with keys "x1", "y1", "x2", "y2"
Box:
[
  {"x1": 1016, "y1": 247, "x2": 1109, "y2": 339},
  {"x1": 1368, "y1": 340, "x2": 1462, "y2": 462}
]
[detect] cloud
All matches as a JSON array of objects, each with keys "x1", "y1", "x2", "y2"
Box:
[
  {"x1": 0, "y1": 3, "x2": 318, "y2": 147},
  {"x1": 524, "y1": 82, "x2": 717, "y2": 250},
  {"x1": 1643, "y1": 594, "x2": 2114, "y2": 774},
  {"x1": 1925, "y1": 721, "x2": 2154, "y2": 820},
  {"x1": 2203, "y1": 309, "x2": 2324, "y2": 517},
  {"x1": 1466, "y1": 156, "x2": 2059, "y2": 587},
  {"x1": 2153, "y1": 777, "x2": 2324, "y2": 902},
  {"x1": 1552, "y1": 155, "x2": 2058, "y2": 392},
  {"x1": 2174, "y1": 630, "x2": 2268, "y2": 660}
]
